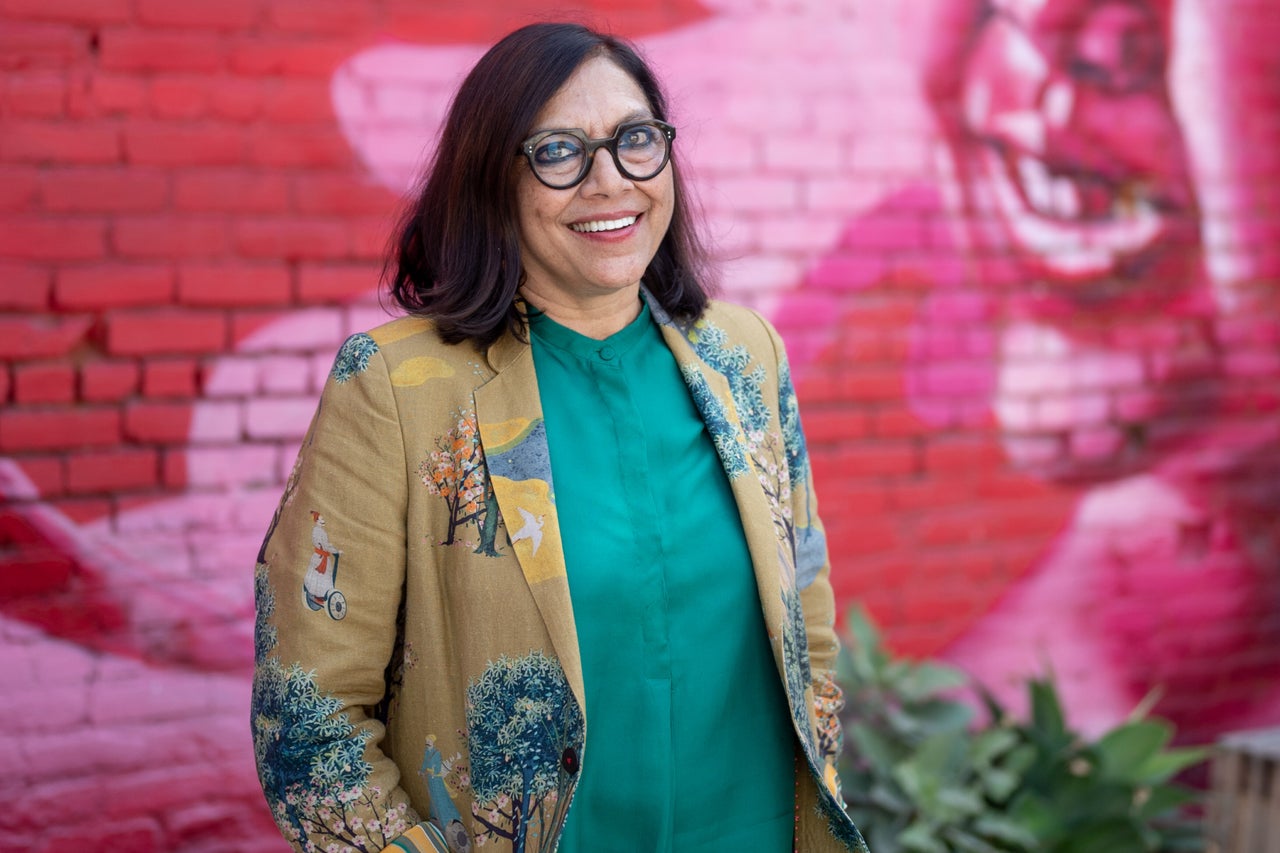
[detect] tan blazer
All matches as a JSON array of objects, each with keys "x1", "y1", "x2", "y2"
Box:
[{"x1": 252, "y1": 296, "x2": 868, "y2": 852}]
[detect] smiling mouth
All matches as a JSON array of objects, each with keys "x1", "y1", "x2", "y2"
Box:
[
  {"x1": 977, "y1": 140, "x2": 1185, "y2": 280},
  {"x1": 569, "y1": 215, "x2": 638, "y2": 233}
]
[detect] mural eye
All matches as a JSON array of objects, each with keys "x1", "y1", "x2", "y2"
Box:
[{"x1": 1070, "y1": 1, "x2": 1166, "y2": 93}]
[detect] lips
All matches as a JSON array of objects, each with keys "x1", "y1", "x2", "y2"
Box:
[{"x1": 976, "y1": 139, "x2": 1187, "y2": 281}]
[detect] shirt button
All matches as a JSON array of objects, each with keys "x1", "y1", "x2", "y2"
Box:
[{"x1": 598, "y1": 345, "x2": 615, "y2": 361}]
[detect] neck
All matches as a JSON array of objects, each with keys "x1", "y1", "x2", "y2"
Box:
[{"x1": 520, "y1": 284, "x2": 643, "y2": 339}]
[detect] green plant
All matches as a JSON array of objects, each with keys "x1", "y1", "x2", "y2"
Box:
[{"x1": 836, "y1": 607, "x2": 1206, "y2": 853}]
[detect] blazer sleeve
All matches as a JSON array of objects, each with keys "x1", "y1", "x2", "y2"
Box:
[
  {"x1": 252, "y1": 333, "x2": 428, "y2": 851},
  {"x1": 760, "y1": 315, "x2": 848, "y2": 771}
]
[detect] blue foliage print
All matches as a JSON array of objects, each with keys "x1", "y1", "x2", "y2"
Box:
[
  {"x1": 331, "y1": 333, "x2": 379, "y2": 383},
  {"x1": 252, "y1": 564, "x2": 412, "y2": 851},
  {"x1": 687, "y1": 321, "x2": 770, "y2": 434},
  {"x1": 465, "y1": 651, "x2": 583, "y2": 853},
  {"x1": 680, "y1": 364, "x2": 749, "y2": 479}
]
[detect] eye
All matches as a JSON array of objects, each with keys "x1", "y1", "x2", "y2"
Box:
[
  {"x1": 618, "y1": 124, "x2": 659, "y2": 151},
  {"x1": 533, "y1": 136, "x2": 582, "y2": 165},
  {"x1": 1069, "y1": 1, "x2": 1165, "y2": 93}
]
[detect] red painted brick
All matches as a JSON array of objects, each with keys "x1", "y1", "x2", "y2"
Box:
[
  {"x1": 0, "y1": 366, "x2": 9, "y2": 403},
  {"x1": 802, "y1": 408, "x2": 871, "y2": 444},
  {"x1": 147, "y1": 76, "x2": 212, "y2": 120},
  {"x1": 173, "y1": 169, "x2": 288, "y2": 214},
  {"x1": 233, "y1": 218, "x2": 350, "y2": 260},
  {"x1": 162, "y1": 446, "x2": 187, "y2": 487},
  {"x1": 135, "y1": 0, "x2": 262, "y2": 30},
  {"x1": 122, "y1": 122, "x2": 243, "y2": 167},
  {"x1": 297, "y1": 263, "x2": 379, "y2": 302},
  {"x1": 178, "y1": 262, "x2": 291, "y2": 306},
  {"x1": 0, "y1": 166, "x2": 40, "y2": 212},
  {"x1": 246, "y1": 126, "x2": 353, "y2": 168},
  {"x1": 124, "y1": 400, "x2": 191, "y2": 442},
  {"x1": 0, "y1": 218, "x2": 107, "y2": 261},
  {"x1": 0, "y1": 263, "x2": 53, "y2": 309},
  {"x1": 9, "y1": 456, "x2": 64, "y2": 497},
  {"x1": 831, "y1": 441, "x2": 918, "y2": 478},
  {"x1": 84, "y1": 73, "x2": 148, "y2": 116},
  {"x1": 13, "y1": 362, "x2": 75, "y2": 404},
  {"x1": 65, "y1": 447, "x2": 159, "y2": 493},
  {"x1": 103, "y1": 309, "x2": 227, "y2": 356},
  {"x1": 112, "y1": 216, "x2": 229, "y2": 259},
  {"x1": 141, "y1": 359, "x2": 197, "y2": 397},
  {"x1": 260, "y1": 79, "x2": 334, "y2": 124},
  {"x1": 80, "y1": 360, "x2": 138, "y2": 402},
  {"x1": 98, "y1": 29, "x2": 227, "y2": 73},
  {"x1": 229, "y1": 37, "x2": 354, "y2": 76},
  {"x1": 40, "y1": 168, "x2": 170, "y2": 214},
  {"x1": 348, "y1": 215, "x2": 396, "y2": 260},
  {"x1": 0, "y1": 120, "x2": 121, "y2": 165},
  {"x1": 292, "y1": 174, "x2": 393, "y2": 215},
  {"x1": 0, "y1": 315, "x2": 91, "y2": 359},
  {"x1": 0, "y1": 407, "x2": 120, "y2": 452},
  {"x1": 269, "y1": 0, "x2": 376, "y2": 33},
  {"x1": 922, "y1": 436, "x2": 1006, "y2": 472},
  {"x1": 55, "y1": 263, "x2": 174, "y2": 310},
  {"x1": 207, "y1": 78, "x2": 264, "y2": 122},
  {"x1": 1, "y1": 71, "x2": 68, "y2": 117},
  {"x1": 0, "y1": 0, "x2": 130, "y2": 24},
  {"x1": 0, "y1": 23, "x2": 90, "y2": 70}
]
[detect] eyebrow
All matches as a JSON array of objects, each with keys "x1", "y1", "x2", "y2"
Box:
[{"x1": 528, "y1": 109, "x2": 655, "y2": 137}]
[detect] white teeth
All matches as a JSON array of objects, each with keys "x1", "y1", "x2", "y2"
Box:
[
  {"x1": 1016, "y1": 154, "x2": 1053, "y2": 213},
  {"x1": 570, "y1": 215, "x2": 637, "y2": 233},
  {"x1": 1050, "y1": 176, "x2": 1081, "y2": 219}
]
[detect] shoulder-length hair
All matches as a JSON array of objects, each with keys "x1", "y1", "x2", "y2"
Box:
[{"x1": 384, "y1": 21, "x2": 713, "y2": 347}]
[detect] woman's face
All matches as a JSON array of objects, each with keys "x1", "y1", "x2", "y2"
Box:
[{"x1": 515, "y1": 55, "x2": 675, "y2": 312}]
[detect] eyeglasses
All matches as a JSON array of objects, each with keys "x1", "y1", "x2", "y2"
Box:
[{"x1": 518, "y1": 120, "x2": 676, "y2": 190}]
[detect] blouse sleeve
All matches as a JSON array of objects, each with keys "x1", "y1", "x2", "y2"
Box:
[{"x1": 252, "y1": 332, "x2": 431, "y2": 852}]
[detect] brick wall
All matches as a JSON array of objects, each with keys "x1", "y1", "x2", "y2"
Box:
[{"x1": 2, "y1": 1, "x2": 1279, "y2": 850}]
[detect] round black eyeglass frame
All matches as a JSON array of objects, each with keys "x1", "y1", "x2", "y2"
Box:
[{"x1": 518, "y1": 120, "x2": 677, "y2": 190}]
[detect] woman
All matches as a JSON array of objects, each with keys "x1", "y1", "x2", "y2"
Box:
[{"x1": 252, "y1": 22, "x2": 866, "y2": 853}]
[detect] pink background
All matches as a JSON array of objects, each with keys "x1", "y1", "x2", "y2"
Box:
[{"x1": 3, "y1": 0, "x2": 1279, "y2": 849}]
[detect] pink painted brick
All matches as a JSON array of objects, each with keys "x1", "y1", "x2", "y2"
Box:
[
  {"x1": 235, "y1": 307, "x2": 345, "y2": 352},
  {"x1": 715, "y1": 176, "x2": 801, "y2": 213},
  {"x1": 89, "y1": 672, "x2": 215, "y2": 725},
  {"x1": 184, "y1": 444, "x2": 278, "y2": 488},
  {"x1": 1034, "y1": 392, "x2": 1111, "y2": 430},
  {"x1": 257, "y1": 355, "x2": 313, "y2": 394},
  {"x1": 245, "y1": 397, "x2": 319, "y2": 440},
  {"x1": 201, "y1": 356, "x2": 259, "y2": 396},
  {"x1": 188, "y1": 399, "x2": 244, "y2": 442}
]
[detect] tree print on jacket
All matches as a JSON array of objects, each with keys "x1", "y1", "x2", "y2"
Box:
[
  {"x1": 418, "y1": 408, "x2": 502, "y2": 557},
  {"x1": 252, "y1": 564, "x2": 412, "y2": 851},
  {"x1": 331, "y1": 333, "x2": 380, "y2": 384},
  {"x1": 464, "y1": 651, "x2": 583, "y2": 853}
]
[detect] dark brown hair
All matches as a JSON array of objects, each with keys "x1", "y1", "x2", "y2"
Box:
[{"x1": 384, "y1": 22, "x2": 713, "y2": 347}]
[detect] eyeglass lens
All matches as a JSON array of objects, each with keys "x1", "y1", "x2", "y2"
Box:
[{"x1": 529, "y1": 123, "x2": 670, "y2": 188}]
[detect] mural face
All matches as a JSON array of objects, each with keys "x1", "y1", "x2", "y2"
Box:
[{"x1": 2, "y1": 0, "x2": 1279, "y2": 849}]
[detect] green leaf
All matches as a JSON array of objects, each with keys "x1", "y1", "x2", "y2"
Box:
[
  {"x1": 1133, "y1": 746, "x2": 1208, "y2": 785},
  {"x1": 1096, "y1": 720, "x2": 1172, "y2": 781},
  {"x1": 1027, "y1": 679, "x2": 1068, "y2": 745},
  {"x1": 1054, "y1": 817, "x2": 1147, "y2": 853},
  {"x1": 971, "y1": 815, "x2": 1041, "y2": 848},
  {"x1": 896, "y1": 662, "x2": 970, "y2": 702},
  {"x1": 900, "y1": 821, "x2": 948, "y2": 853}
]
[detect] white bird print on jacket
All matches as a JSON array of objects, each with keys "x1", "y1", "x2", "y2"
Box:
[{"x1": 509, "y1": 507, "x2": 543, "y2": 556}]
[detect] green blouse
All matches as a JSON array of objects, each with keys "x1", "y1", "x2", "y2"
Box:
[{"x1": 529, "y1": 301, "x2": 795, "y2": 852}]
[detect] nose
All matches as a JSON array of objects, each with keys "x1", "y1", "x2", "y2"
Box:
[{"x1": 578, "y1": 146, "x2": 632, "y2": 195}]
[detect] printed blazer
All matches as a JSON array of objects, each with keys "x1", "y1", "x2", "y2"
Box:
[{"x1": 252, "y1": 295, "x2": 870, "y2": 853}]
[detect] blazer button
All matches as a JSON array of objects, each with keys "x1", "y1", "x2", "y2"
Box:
[{"x1": 561, "y1": 746, "x2": 579, "y2": 774}]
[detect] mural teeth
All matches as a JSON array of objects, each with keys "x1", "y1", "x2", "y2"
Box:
[{"x1": 1017, "y1": 154, "x2": 1053, "y2": 214}]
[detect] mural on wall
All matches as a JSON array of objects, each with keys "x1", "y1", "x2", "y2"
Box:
[{"x1": 2, "y1": 0, "x2": 1278, "y2": 849}]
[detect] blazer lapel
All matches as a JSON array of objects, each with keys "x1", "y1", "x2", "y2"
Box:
[
  {"x1": 654, "y1": 310, "x2": 789, "y2": 664},
  {"x1": 473, "y1": 331, "x2": 585, "y2": 710}
]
